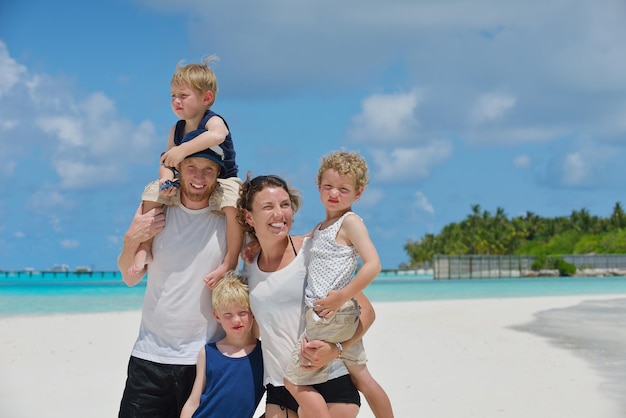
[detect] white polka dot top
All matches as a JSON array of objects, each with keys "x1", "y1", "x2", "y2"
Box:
[{"x1": 304, "y1": 211, "x2": 360, "y2": 307}]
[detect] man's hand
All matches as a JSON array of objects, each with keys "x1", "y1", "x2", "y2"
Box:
[
  {"x1": 125, "y1": 204, "x2": 165, "y2": 246},
  {"x1": 118, "y1": 204, "x2": 166, "y2": 286}
]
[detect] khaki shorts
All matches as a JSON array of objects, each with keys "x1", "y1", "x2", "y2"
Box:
[
  {"x1": 216, "y1": 177, "x2": 243, "y2": 209},
  {"x1": 141, "y1": 180, "x2": 180, "y2": 206},
  {"x1": 284, "y1": 299, "x2": 367, "y2": 386},
  {"x1": 141, "y1": 177, "x2": 242, "y2": 214}
]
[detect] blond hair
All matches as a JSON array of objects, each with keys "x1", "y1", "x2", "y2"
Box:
[
  {"x1": 212, "y1": 270, "x2": 250, "y2": 311},
  {"x1": 316, "y1": 150, "x2": 369, "y2": 189},
  {"x1": 171, "y1": 55, "x2": 219, "y2": 107}
]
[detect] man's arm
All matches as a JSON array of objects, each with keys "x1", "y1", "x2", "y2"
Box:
[{"x1": 117, "y1": 204, "x2": 165, "y2": 286}]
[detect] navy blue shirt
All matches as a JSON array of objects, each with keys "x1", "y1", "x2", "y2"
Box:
[
  {"x1": 174, "y1": 109, "x2": 238, "y2": 178},
  {"x1": 192, "y1": 341, "x2": 264, "y2": 418}
]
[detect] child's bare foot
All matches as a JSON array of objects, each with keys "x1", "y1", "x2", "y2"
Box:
[
  {"x1": 203, "y1": 264, "x2": 228, "y2": 289},
  {"x1": 128, "y1": 248, "x2": 153, "y2": 275}
]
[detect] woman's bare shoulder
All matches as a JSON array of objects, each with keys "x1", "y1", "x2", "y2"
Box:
[{"x1": 289, "y1": 234, "x2": 307, "y2": 250}]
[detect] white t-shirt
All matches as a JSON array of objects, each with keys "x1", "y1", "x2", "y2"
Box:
[
  {"x1": 244, "y1": 237, "x2": 349, "y2": 386},
  {"x1": 131, "y1": 204, "x2": 227, "y2": 365}
]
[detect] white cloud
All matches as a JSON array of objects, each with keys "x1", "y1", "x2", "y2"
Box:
[
  {"x1": 0, "y1": 119, "x2": 18, "y2": 131},
  {"x1": 592, "y1": 103, "x2": 626, "y2": 139},
  {"x1": 0, "y1": 161, "x2": 17, "y2": 177},
  {"x1": 470, "y1": 93, "x2": 516, "y2": 123},
  {"x1": 550, "y1": 3, "x2": 626, "y2": 92},
  {"x1": 560, "y1": 152, "x2": 590, "y2": 187},
  {"x1": 60, "y1": 239, "x2": 79, "y2": 249},
  {"x1": 56, "y1": 160, "x2": 122, "y2": 189},
  {"x1": 48, "y1": 214, "x2": 63, "y2": 233},
  {"x1": 358, "y1": 187, "x2": 384, "y2": 207},
  {"x1": 32, "y1": 90, "x2": 157, "y2": 189},
  {"x1": 26, "y1": 190, "x2": 73, "y2": 212},
  {"x1": 107, "y1": 235, "x2": 120, "y2": 246},
  {"x1": 371, "y1": 140, "x2": 453, "y2": 182},
  {"x1": 14, "y1": 231, "x2": 25, "y2": 239},
  {"x1": 38, "y1": 115, "x2": 84, "y2": 147},
  {"x1": 513, "y1": 154, "x2": 531, "y2": 168},
  {"x1": 348, "y1": 90, "x2": 421, "y2": 144},
  {"x1": 414, "y1": 191, "x2": 434, "y2": 214},
  {"x1": 0, "y1": 41, "x2": 27, "y2": 97},
  {"x1": 34, "y1": 90, "x2": 158, "y2": 189},
  {"x1": 547, "y1": 145, "x2": 615, "y2": 188},
  {"x1": 466, "y1": 126, "x2": 570, "y2": 145},
  {"x1": 163, "y1": 0, "x2": 626, "y2": 149},
  {"x1": 0, "y1": 46, "x2": 159, "y2": 192}
]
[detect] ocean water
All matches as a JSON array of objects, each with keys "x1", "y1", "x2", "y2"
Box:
[
  {"x1": 2, "y1": 271, "x2": 626, "y2": 316},
  {"x1": 0, "y1": 272, "x2": 144, "y2": 316},
  {"x1": 369, "y1": 273, "x2": 626, "y2": 301}
]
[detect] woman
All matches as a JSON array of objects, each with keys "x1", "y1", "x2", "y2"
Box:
[{"x1": 238, "y1": 174, "x2": 376, "y2": 418}]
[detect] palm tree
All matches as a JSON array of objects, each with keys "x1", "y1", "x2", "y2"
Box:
[
  {"x1": 521, "y1": 211, "x2": 540, "y2": 240},
  {"x1": 611, "y1": 202, "x2": 626, "y2": 229}
]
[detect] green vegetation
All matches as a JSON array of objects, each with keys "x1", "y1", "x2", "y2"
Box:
[
  {"x1": 404, "y1": 202, "x2": 626, "y2": 267},
  {"x1": 531, "y1": 255, "x2": 576, "y2": 276}
]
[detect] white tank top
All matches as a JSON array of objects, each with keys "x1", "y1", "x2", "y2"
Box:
[
  {"x1": 305, "y1": 212, "x2": 360, "y2": 307},
  {"x1": 244, "y1": 237, "x2": 348, "y2": 386}
]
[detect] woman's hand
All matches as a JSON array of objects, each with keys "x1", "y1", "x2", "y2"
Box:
[{"x1": 300, "y1": 337, "x2": 338, "y2": 370}]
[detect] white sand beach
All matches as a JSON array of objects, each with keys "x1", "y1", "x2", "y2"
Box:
[{"x1": 1, "y1": 295, "x2": 624, "y2": 418}]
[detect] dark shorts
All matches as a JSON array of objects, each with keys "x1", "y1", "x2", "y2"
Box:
[
  {"x1": 118, "y1": 356, "x2": 196, "y2": 418},
  {"x1": 266, "y1": 374, "x2": 361, "y2": 412}
]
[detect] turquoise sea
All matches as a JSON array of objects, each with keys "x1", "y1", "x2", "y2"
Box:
[{"x1": 2, "y1": 271, "x2": 626, "y2": 317}]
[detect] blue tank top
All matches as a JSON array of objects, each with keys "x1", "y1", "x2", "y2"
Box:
[
  {"x1": 192, "y1": 340, "x2": 265, "y2": 418},
  {"x1": 174, "y1": 109, "x2": 238, "y2": 178}
]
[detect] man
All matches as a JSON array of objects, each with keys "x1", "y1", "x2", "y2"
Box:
[{"x1": 117, "y1": 144, "x2": 229, "y2": 418}]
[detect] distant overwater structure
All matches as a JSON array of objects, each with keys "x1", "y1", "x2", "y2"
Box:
[{"x1": 433, "y1": 254, "x2": 626, "y2": 280}]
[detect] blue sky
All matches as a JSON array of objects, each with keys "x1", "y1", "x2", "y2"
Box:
[{"x1": 2, "y1": 0, "x2": 626, "y2": 271}]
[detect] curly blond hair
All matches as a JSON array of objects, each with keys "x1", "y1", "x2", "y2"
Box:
[{"x1": 316, "y1": 150, "x2": 369, "y2": 189}]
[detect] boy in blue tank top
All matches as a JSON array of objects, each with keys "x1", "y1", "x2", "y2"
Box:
[
  {"x1": 181, "y1": 270, "x2": 264, "y2": 418},
  {"x1": 131, "y1": 56, "x2": 242, "y2": 288}
]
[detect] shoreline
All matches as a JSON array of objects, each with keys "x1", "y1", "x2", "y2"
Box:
[{"x1": 1, "y1": 295, "x2": 624, "y2": 417}]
